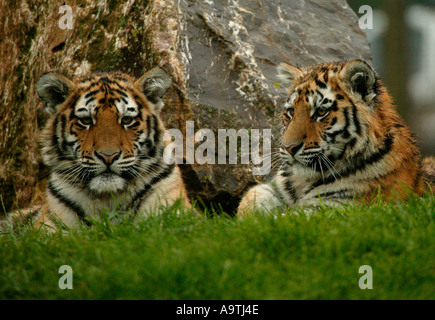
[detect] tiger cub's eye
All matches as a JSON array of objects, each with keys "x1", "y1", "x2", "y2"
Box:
[
  {"x1": 121, "y1": 116, "x2": 134, "y2": 125},
  {"x1": 283, "y1": 107, "x2": 294, "y2": 119},
  {"x1": 80, "y1": 117, "x2": 93, "y2": 126},
  {"x1": 317, "y1": 108, "x2": 328, "y2": 116},
  {"x1": 283, "y1": 107, "x2": 294, "y2": 125}
]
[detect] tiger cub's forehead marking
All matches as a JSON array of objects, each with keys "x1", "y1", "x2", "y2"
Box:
[
  {"x1": 310, "y1": 86, "x2": 337, "y2": 115},
  {"x1": 286, "y1": 83, "x2": 337, "y2": 116},
  {"x1": 283, "y1": 91, "x2": 298, "y2": 110},
  {"x1": 74, "y1": 81, "x2": 139, "y2": 118}
]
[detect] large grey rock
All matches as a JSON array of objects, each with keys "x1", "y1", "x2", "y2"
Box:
[
  {"x1": 0, "y1": 0, "x2": 371, "y2": 214},
  {"x1": 177, "y1": 0, "x2": 371, "y2": 212}
]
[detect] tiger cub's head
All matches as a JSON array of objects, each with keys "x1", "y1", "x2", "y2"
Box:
[
  {"x1": 36, "y1": 67, "x2": 171, "y2": 194},
  {"x1": 276, "y1": 60, "x2": 383, "y2": 175}
]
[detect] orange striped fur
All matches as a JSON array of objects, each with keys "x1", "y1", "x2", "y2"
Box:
[
  {"x1": 238, "y1": 60, "x2": 434, "y2": 216},
  {"x1": 2, "y1": 67, "x2": 189, "y2": 231}
]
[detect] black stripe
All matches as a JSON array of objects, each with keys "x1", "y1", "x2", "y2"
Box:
[
  {"x1": 146, "y1": 115, "x2": 152, "y2": 139},
  {"x1": 342, "y1": 107, "x2": 350, "y2": 139},
  {"x1": 152, "y1": 115, "x2": 161, "y2": 144},
  {"x1": 324, "y1": 108, "x2": 350, "y2": 143},
  {"x1": 281, "y1": 172, "x2": 298, "y2": 202},
  {"x1": 112, "y1": 88, "x2": 128, "y2": 98},
  {"x1": 64, "y1": 140, "x2": 76, "y2": 147},
  {"x1": 85, "y1": 97, "x2": 94, "y2": 106},
  {"x1": 69, "y1": 122, "x2": 77, "y2": 136},
  {"x1": 348, "y1": 137, "x2": 357, "y2": 149},
  {"x1": 128, "y1": 164, "x2": 175, "y2": 213},
  {"x1": 317, "y1": 91, "x2": 324, "y2": 100},
  {"x1": 115, "y1": 76, "x2": 128, "y2": 82},
  {"x1": 394, "y1": 123, "x2": 405, "y2": 128},
  {"x1": 139, "y1": 138, "x2": 152, "y2": 148},
  {"x1": 330, "y1": 100, "x2": 338, "y2": 111},
  {"x1": 351, "y1": 102, "x2": 361, "y2": 135},
  {"x1": 140, "y1": 115, "x2": 156, "y2": 157},
  {"x1": 84, "y1": 90, "x2": 99, "y2": 99},
  {"x1": 336, "y1": 137, "x2": 357, "y2": 160},
  {"x1": 285, "y1": 179, "x2": 298, "y2": 202},
  {"x1": 99, "y1": 76, "x2": 116, "y2": 84},
  {"x1": 300, "y1": 152, "x2": 320, "y2": 159},
  {"x1": 48, "y1": 181, "x2": 91, "y2": 226},
  {"x1": 325, "y1": 128, "x2": 344, "y2": 143},
  {"x1": 52, "y1": 114, "x2": 61, "y2": 156},
  {"x1": 315, "y1": 79, "x2": 327, "y2": 89},
  {"x1": 315, "y1": 189, "x2": 351, "y2": 200},
  {"x1": 68, "y1": 97, "x2": 79, "y2": 121},
  {"x1": 129, "y1": 121, "x2": 140, "y2": 128},
  {"x1": 280, "y1": 169, "x2": 291, "y2": 177},
  {"x1": 312, "y1": 134, "x2": 395, "y2": 189},
  {"x1": 321, "y1": 98, "x2": 330, "y2": 105},
  {"x1": 74, "y1": 122, "x2": 87, "y2": 129},
  {"x1": 59, "y1": 115, "x2": 67, "y2": 152},
  {"x1": 29, "y1": 208, "x2": 42, "y2": 220},
  {"x1": 139, "y1": 141, "x2": 159, "y2": 160}
]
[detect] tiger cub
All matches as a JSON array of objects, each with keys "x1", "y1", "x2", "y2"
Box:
[
  {"x1": 238, "y1": 60, "x2": 434, "y2": 216},
  {"x1": 4, "y1": 67, "x2": 190, "y2": 230}
]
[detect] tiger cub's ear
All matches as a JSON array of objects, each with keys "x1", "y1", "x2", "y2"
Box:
[
  {"x1": 36, "y1": 72, "x2": 74, "y2": 115},
  {"x1": 341, "y1": 60, "x2": 377, "y2": 105},
  {"x1": 135, "y1": 67, "x2": 172, "y2": 113},
  {"x1": 277, "y1": 62, "x2": 302, "y2": 89}
]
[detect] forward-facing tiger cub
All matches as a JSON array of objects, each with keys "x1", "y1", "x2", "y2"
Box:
[
  {"x1": 238, "y1": 60, "x2": 434, "y2": 216},
  {"x1": 3, "y1": 67, "x2": 190, "y2": 230}
]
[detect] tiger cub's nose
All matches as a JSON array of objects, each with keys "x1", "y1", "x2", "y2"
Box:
[
  {"x1": 94, "y1": 150, "x2": 121, "y2": 165},
  {"x1": 281, "y1": 143, "x2": 303, "y2": 156}
]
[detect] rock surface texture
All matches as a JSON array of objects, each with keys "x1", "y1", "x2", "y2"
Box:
[{"x1": 0, "y1": 0, "x2": 371, "y2": 213}]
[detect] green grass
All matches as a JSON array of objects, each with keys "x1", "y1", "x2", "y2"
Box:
[{"x1": 0, "y1": 195, "x2": 434, "y2": 300}]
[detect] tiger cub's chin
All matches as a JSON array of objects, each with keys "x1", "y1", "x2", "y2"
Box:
[
  {"x1": 88, "y1": 174, "x2": 126, "y2": 194},
  {"x1": 238, "y1": 59, "x2": 434, "y2": 217}
]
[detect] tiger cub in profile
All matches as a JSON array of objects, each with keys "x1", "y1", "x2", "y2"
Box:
[
  {"x1": 4, "y1": 67, "x2": 190, "y2": 230},
  {"x1": 238, "y1": 60, "x2": 434, "y2": 216}
]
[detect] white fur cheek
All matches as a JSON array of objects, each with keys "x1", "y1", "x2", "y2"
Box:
[{"x1": 88, "y1": 175, "x2": 126, "y2": 194}]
